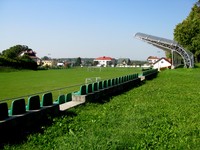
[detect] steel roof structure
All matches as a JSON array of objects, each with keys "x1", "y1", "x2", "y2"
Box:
[{"x1": 135, "y1": 32, "x2": 194, "y2": 68}]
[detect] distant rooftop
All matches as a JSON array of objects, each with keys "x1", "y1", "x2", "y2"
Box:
[{"x1": 94, "y1": 56, "x2": 113, "y2": 61}]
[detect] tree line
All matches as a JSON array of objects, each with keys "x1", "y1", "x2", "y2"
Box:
[
  {"x1": 0, "y1": 45, "x2": 38, "y2": 70},
  {"x1": 174, "y1": 1, "x2": 200, "y2": 62}
]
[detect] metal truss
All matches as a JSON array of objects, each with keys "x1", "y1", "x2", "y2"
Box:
[{"x1": 135, "y1": 32, "x2": 194, "y2": 68}]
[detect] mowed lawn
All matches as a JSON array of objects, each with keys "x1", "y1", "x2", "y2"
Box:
[
  {"x1": 4, "y1": 68, "x2": 200, "y2": 149},
  {"x1": 0, "y1": 67, "x2": 140, "y2": 104}
]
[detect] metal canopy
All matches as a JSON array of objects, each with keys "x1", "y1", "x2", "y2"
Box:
[{"x1": 135, "y1": 32, "x2": 194, "y2": 68}]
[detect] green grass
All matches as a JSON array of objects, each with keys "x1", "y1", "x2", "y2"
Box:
[
  {"x1": 3, "y1": 68, "x2": 200, "y2": 149},
  {"x1": 0, "y1": 67, "x2": 140, "y2": 106}
]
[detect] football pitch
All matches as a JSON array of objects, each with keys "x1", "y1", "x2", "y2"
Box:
[{"x1": 0, "y1": 67, "x2": 141, "y2": 105}]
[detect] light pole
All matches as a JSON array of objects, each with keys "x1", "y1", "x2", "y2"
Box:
[
  {"x1": 157, "y1": 51, "x2": 160, "y2": 71},
  {"x1": 171, "y1": 50, "x2": 174, "y2": 69}
]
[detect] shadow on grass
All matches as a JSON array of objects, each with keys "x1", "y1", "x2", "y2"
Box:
[{"x1": 0, "y1": 110, "x2": 78, "y2": 149}]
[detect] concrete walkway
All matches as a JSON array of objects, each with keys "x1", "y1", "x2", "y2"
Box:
[{"x1": 59, "y1": 101, "x2": 85, "y2": 111}]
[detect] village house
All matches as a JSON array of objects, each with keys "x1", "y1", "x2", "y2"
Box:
[
  {"x1": 42, "y1": 59, "x2": 57, "y2": 67},
  {"x1": 93, "y1": 56, "x2": 115, "y2": 67},
  {"x1": 117, "y1": 58, "x2": 131, "y2": 67},
  {"x1": 19, "y1": 50, "x2": 42, "y2": 65},
  {"x1": 147, "y1": 56, "x2": 160, "y2": 65},
  {"x1": 153, "y1": 57, "x2": 172, "y2": 70}
]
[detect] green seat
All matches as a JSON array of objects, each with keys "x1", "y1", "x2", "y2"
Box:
[
  {"x1": 80, "y1": 85, "x2": 87, "y2": 95},
  {"x1": 136, "y1": 73, "x2": 139, "y2": 78},
  {"x1": 93, "y1": 82, "x2": 98, "y2": 92},
  {"x1": 80, "y1": 85, "x2": 86, "y2": 95},
  {"x1": 132, "y1": 74, "x2": 135, "y2": 80},
  {"x1": 41, "y1": 92, "x2": 53, "y2": 107},
  {"x1": 112, "y1": 78, "x2": 115, "y2": 86},
  {"x1": 74, "y1": 85, "x2": 87, "y2": 95},
  {"x1": 54, "y1": 95, "x2": 65, "y2": 104},
  {"x1": 107, "y1": 79, "x2": 111, "y2": 87},
  {"x1": 127, "y1": 75, "x2": 130, "y2": 81},
  {"x1": 9, "y1": 98, "x2": 26, "y2": 116},
  {"x1": 103, "y1": 80, "x2": 107, "y2": 88},
  {"x1": 119, "y1": 77, "x2": 122, "y2": 83},
  {"x1": 65, "y1": 93, "x2": 72, "y2": 102},
  {"x1": 115, "y1": 78, "x2": 119, "y2": 85},
  {"x1": 124, "y1": 76, "x2": 127, "y2": 82},
  {"x1": 0, "y1": 102, "x2": 9, "y2": 120},
  {"x1": 27, "y1": 95, "x2": 41, "y2": 110},
  {"x1": 87, "y1": 83, "x2": 93, "y2": 93},
  {"x1": 133, "y1": 73, "x2": 137, "y2": 79},
  {"x1": 98, "y1": 81, "x2": 103, "y2": 90}
]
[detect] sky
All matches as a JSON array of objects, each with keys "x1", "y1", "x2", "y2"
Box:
[{"x1": 0, "y1": 0, "x2": 197, "y2": 60}]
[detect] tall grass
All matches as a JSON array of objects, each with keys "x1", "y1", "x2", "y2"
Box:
[{"x1": 4, "y1": 68, "x2": 200, "y2": 149}]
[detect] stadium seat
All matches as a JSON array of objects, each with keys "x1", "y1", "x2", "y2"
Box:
[
  {"x1": 0, "y1": 102, "x2": 9, "y2": 120},
  {"x1": 65, "y1": 93, "x2": 72, "y2": 102},
  {"x1": 98, "y1": 81, "x2": 103, "y2": 90},
  {"x1": 103, "y1": 80, "x2": 107, "y2": 88},
  {"x1": 112, "y1": 78, "x2": 115, "y2": 86},
  {"x1": 54, "y1": 94, "x2": 65, "y2": 104},
  {"x1": 87, "y1": 83, "x2": 93, "y2": 93},
  {"x1": 107, "y1": 79, "x2": 111, "y2": 87},
  {"x1": 26, "y1": 95, "x2": 41, "y2": 110},
  {"x1": 9, "y1": 98, "x2": 26, "y2": 116},
  {"x1": 119, "y1": 77, "x2": 122, "y2": 84},
  {"x1": 93, "y1": 82, "x2": 98, "y2": 92},
  {"x1": 115, "y1": 77, "x2": 119, "y2": 85},
  {"x1": 41, "y1": 92, "x2": 53, "y2": 107}
]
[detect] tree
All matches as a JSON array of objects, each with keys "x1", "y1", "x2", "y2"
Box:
[
  {"x1": 0, "y1": 45, "x2": 37, "y2": 70},
  {"x1": 41, "y1": 56, "x2": 50, "y2": 60},
  {"x1": 75, "y1": 57, "x2": 82, "y2": 66},
  {"x1": 174, "y1": 2, "x2": 200, "y2": 62},
  {"x1": 2, "y1": 45, "x2": 31, "y2": 59}
]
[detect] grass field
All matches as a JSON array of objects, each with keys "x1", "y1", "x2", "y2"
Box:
[
  {"x1": 3, "y1": 68, "x2": 200, "y2": 149},
  {"x1": 0, "y1": 67, "x2": 141, "y2": 105}
]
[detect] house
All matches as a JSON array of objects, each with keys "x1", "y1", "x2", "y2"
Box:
[
  {"x1": 42, "y1": 59, "x2": 57, "y2": 67},
  {"x1": 153, "y1": 57, "x2": 172, "y2": 70},
  {"x1": 117, "y1": 58, "x2": 131, "y2": 67},
  {"x1": 93, "y1": 56, "x2": 115, "y2": 67},
  {"x1": 57, "y1": 62, "x2": 64, "y2": 67},
  {"x1": 147, "y1": 56, "x2": 160, "y2": 64},
  {"x1": 19, "y1": 50, "x2": 42, "y2": 65}
]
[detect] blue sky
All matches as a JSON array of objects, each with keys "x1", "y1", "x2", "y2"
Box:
[{"x1": 0, "y1": 0, "x2": 197, "y2": 60}]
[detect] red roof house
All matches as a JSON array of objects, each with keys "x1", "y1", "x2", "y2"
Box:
[{"x1": 94, "y1": 56, "x2": 115, "y2": 67}]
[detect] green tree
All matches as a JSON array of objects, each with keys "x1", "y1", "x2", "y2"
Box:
[
  {"x1": 75, "y1": 57, "x2": 82, "y2": 66},
  {"x1": 0, "y1": 45, "x2": 37, "y2": 70},
  {"x1": 2, "y1": 45, "x2": 31, "y2": 59},
  {"x1": 174, "y1": 2, "x2": 200, "y2": 62},
  {"x1": 41, "y1": 56, "x2": 50, "y2": 60}
]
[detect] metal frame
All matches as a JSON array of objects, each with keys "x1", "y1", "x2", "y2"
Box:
[{"x1": 135, "y1": 32, "x2": 194, "y2": 68}]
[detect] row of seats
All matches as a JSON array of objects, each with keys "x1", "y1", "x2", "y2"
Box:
[
  {"x1": 74, "y1": 73, "x2": 139, "y2": 96},
  {"x1": 142, "y1": 69, "x2": 158, "y2": 80},
  {"x1": 0, "y1": 70, "x2": 157, "y2": 121},
  {"x1": 0, "y1": 92, "x2": 72, "y2": 121},
  {"x1": 0, "y1": 93, "x2": 58, "y2": 143}
]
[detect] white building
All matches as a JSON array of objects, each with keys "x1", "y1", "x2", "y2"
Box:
[
  {"x1": 153, "y1": 57, "x2": 172, "y2": 70},
  {"x1": 147, "y1": 56, "x2": 160, "y2": 64},
  {"x1": 94, "y1": 56, "x2": 115, "y2": 67},
  {"x1": 57, "y1": 62, "x2": 64, "y2": 67}
]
